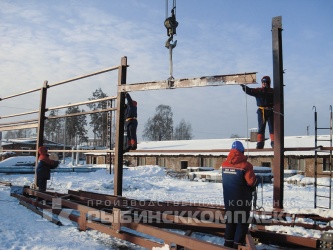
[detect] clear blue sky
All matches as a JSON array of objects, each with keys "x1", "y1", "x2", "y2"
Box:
[{"x1": 1, "y1": 0, "x2": 332, "y2": 141}]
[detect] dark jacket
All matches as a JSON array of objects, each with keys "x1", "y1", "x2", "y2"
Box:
[
  {"x1": 36, "y1": 146, "x2": 58, "y2": 180},
  {"x1": 222, "y1": 149, "x2": 257, "y2": 211},
  {"x1": 242, "y1": 85, "x2": 274, "y2": 107},
  {"x1": 125, "y1": 93, "x2": 137, "y2": 120}
]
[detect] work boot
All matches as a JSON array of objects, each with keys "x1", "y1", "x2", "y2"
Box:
[
  {"x1": 233, "y1": 242, "x2": 242, "y2": 249},
  {"x1": 271, "y1": 141, "x2": 274, "y2": 148},
  {"x1": 124, "y1": 146, "x2": 132, "y2": 153},
  {"x1": 256, "y1": 141, "x2": 265, "y2": 149},
  {"x1": 224, "y1": 240, "x2": 234, "y2": 248}
]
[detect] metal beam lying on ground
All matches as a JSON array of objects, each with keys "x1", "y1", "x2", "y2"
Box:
[
  {"x1": 119, "y1": 72, "x2": 257, "y2": 92},
  {"x1": 10, "y1": 188, "x2": 331, "y2": 250}
]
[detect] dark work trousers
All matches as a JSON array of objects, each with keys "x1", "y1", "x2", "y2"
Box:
[
  {"x1": 257, "y1": 108, "x2": 274, "y2": 137},
  {"x1": 224, "y1": 210, "x2": 250, "y2": 247},
  {"x1": 126, "y1": 119, "x2": 138, "y2": 149},
  {"x1": 37, "y1": 178, "x2": 47, "y2": 192}
]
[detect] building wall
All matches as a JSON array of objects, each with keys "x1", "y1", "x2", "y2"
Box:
[
  {"x1": 109, "y1": 154, "x2": 325, "y2": 178},
  {"x1": 1, "y1": 143, "x2": 67, "y2": 157}
]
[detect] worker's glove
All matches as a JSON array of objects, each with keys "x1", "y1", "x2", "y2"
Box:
[
  {"x1": 250, "y1": 176, "x2": 262, "y2": 192},
  {"x1": 240, "y1": 84, "x2": 246, "y2": 91},
  {"x1": 250, "y1": 184, "x2": 257, "y2": 193},
  {"x1": 54, "y1": 161, "x2": 60, "y2": 168}
]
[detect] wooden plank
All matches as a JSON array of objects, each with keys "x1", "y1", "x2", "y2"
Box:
[{"x1": 119, "y1": 72, "x2": 257, "y2": 92}]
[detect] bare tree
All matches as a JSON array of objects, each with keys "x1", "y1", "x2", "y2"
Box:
[
  {"x1": 45, "y1": 110, "x2": 63, "y2": 142},
  {"x1": 65, "y1": 105, "x2": 88, "y2": 145},
  {"x1": 174, "y1": 119, "x2": 193, "y2": 140},
  {"x1": 86, "y1": 88, "x2": 109, "y2": 146},
  {"x1": 143, "y1": 104, "x2": 173, "y2": 141},
  {"x1": 4, "y1": 129, "x2": 33, "y2": 139}
]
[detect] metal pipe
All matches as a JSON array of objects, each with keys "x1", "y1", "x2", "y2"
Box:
[{"x1": 48, "y1": 66, "x2": 120, "y2": 88}]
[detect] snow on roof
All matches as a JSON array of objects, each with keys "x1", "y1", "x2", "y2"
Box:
[
  {"x1": 1, "y1": 138, "x2": 61, "y2": 146},
  {"x1": 128, "y1": 135, "x2": 330, "y2": 156}
]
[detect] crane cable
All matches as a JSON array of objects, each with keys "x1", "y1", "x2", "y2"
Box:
[{"x1": 164, "y1": 0, "x2": 178, "y2": 85}]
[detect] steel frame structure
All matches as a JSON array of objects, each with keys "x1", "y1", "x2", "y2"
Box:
[
  {"x1": 2, "y1": 15, "x2": 331, "y2": 249},
  {"x1": 10, "y1": 187, "x2": 328, "y2": 249}
]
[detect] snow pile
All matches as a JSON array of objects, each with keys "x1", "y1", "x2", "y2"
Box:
[
  {"x1": 0, "y1": 156, "x2": 35, "y2": 167},
  {"x1": 285, "y1": 174, "x2": 332, "y2": 186}
]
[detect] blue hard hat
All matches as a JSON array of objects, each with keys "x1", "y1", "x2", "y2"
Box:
[{"x1": 231, "y1": 141, "x2": 244, "y2": 153}]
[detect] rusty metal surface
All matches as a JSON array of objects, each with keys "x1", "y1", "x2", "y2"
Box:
[
  {"x1": 119, "y1": 72, "x2": 257, "y2": 92},
  {"x1": 272, "y1": 16, "x2": 285, "y2": 210},
  {"x1": 127, "y1": 147, "x2": 331, "y2": 156},
  {"x1": 10, "y1": 188, "x2": 330, "y2": 249},
  {"x1": 114, "y1": 56, "x2": 128, "y2": 196},
  {"x1": 250, "y1": 229, "x2": 319, "y2": 249}
]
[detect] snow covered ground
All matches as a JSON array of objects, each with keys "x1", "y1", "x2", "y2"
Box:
[{"x1": 1, "y1": 162, "x2": 333, "y2": 249}]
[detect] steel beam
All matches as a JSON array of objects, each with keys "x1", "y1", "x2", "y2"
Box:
[
  {"x1": 272, "y1": 16, "x2": 285, "y2": 209},
  {"x1": 114, "y1": 56, "x2": 128, "y2": 196},
  {"x1": 35, "y1": 81, "x2": 48, "y2": 187},
  {"x1": 250, "y1": 230, "x2": 319, "y2": 249},
  {"x1": 118, "y1": 72, "x2": 257, "y2": 92},
  {"x1": 12, "y1": 188, "x2": 333, "y2": 249},
  {"x1": 0, "y1": 122, "x2": 38, "y2": 131}
]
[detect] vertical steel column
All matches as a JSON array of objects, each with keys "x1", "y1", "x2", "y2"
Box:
[
  {"x1": 109, "y1": 99, "x2": 113, "y2": 175},
  {"x1": 272, "y1": 16, "x2": 284, "y2": 209},
  {"x1": 34, "y1": 81, "x2": 48, "y2": 187},
  {"x1": 114, "y1": 57, "x2": 127, "y2": 196},
  {"x1": 313, "y1": 107, "x2": 318, "y2": 208}
]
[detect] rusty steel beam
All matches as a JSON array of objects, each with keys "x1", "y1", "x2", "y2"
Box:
[
  {"x1": 127, "y1": 147, "x2": 322, "y2": 155},
  {"x1": 245, "y1": 233, "x2": 257, "y2": 250},
  {"x1": 0, "y1": 110, "x2": 39, "y2": 119},
  {"x1": 0, "y1": 122, "x2": 38, "y2": 131},
  {"x1": 125, "y1": 222, "x2": 229, "y2": 250},
  {"x1": 114, "y1": 56, "x2": 128, "y2": 196},
  {"x1": 47, "y1": 66, "x2": 120, "y2": 88},
  {"x1": 46, "y1": 96, "x2": 117, "y2": 112},
  {"x1": 119, "y1": 72, "x2": 257, "y2": 92},
  {"x1": 35, "y1": 81, "x2": 48, "y2": 187},
  {"x1": 68, "y1": 190, "x2": 226, "y2": 222},
  {"x1": 12, "y1": 188, "x2": 332, "y2": 249},
  {"x1": 46, "y1": 107, "x2": 116, "y2": 120},
  {"x1": 272, "y1": 16, "x2": 285, "y2": 209},
  {"x1": 0, "y1": 118, "x2": 38, "y2": 126},
  {"x1": 86, "y1": 220, "x2": 164, "y2": 249},
  {"x1": 250, "y1": 229, "x2": 319, "y2": 249}
]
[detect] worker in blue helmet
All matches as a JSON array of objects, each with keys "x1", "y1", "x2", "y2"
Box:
[{"x1": 221, "y1": 141, "x2": 258, "y2": 248}]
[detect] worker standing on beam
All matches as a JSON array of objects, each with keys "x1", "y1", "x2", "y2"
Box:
[
  {"x1": 124, "y1": 92, "x2": 138, "y2": 151},
  {"x1": 241, "y1": 76, "x2": 274, "y2": 149}
]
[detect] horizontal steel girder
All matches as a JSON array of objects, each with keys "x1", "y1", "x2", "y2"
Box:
[{"x1": 119, "y1": 72, "x2": 257, "y2": 92}]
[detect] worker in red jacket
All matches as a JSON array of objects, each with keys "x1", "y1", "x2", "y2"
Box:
[
  {"x1": 36, "y1": 146, "x2": 59, "y2": 191},
  {"x1": 241, "y1": 76, "x2": 274, "y2": 149},
  {"x1": 222, "y1": 141, "x2": 258, "y2": 249}
]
